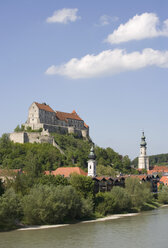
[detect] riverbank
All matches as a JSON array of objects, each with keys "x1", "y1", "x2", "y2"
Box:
[{"x1": 18, "y1": 213, "x2": 139, "y2": 231}]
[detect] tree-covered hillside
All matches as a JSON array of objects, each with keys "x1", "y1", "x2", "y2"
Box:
[
  {"x1": 0, "y1": 133, "x2": 131, "y2": 173},
  {"x1": 132, "y1": 153, "x2": 168, "y2": 168}
]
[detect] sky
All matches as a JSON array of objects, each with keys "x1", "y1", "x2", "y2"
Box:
[{"x1": 0, "y1": 0, "x2": 168, "y2": 159}]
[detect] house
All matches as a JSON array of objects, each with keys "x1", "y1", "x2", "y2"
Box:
[
  {"x1": 159, "y1": 176, "x2": 168, "y2": 186},
  {"x1": 147, "y1": 165, "x2": 168, "y2": 175},
  {"x1": 45, "y1": 167, "x2": 87, "y2": 177}
]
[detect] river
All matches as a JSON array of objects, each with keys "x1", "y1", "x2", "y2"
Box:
[{"x1": 0, "y1": 207, "x2": 168, "y2": 248}]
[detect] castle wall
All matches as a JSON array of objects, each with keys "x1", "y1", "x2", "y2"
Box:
[
  {"x1": 10, "y1": 132, "x2": 26, "y2": 144},
  {"x1": 27, "y1": 103, "x2": 40, "y2": 125},
  {"x1": 10, "y1": 132, "x2": 54, "y2": 145},
  {"x1": 39, "y1": 109, "x2": 56, "y2": 125}
]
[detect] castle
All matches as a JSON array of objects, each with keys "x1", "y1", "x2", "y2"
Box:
[{"x1": 10, "y1": 102, "x2": 89, "y2": 144}]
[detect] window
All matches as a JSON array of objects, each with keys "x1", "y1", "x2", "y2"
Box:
[{"x1": 90, "y1": 165, "x2": 91, "y2": 169}]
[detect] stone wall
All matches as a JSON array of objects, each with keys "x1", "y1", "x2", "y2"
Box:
[
  {"x1": 10, "y1": 132, "x2": 53, "y2": 145},
  {"x1": 10, "y1": 132, "x2": 26, "y2": 144}
]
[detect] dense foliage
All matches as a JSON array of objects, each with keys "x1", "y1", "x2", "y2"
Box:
[
  {"x1": 0, "y1": 172, "x2": 158, "y2": 231},
  {"x1": 22, "y1": 185, "x2": 93, "y2": 225},
  {"x1": 158, "y1": 186, "x2": 168, "y2": 204},
  {"x1": 95, "y1": 187, "x2": 131, "y2": 215},
  {"x1": 0, "y1": 133, "x2": 132, "y2": 173},
  {"x1": 0, "y1": 188, "x2": 21, "y2": 230},
  {"x1": 0, "y1": 133, "x2": 157, "y2": 231},
  {"x1": 95, "y1": 178, "x2": 154, "y2": 215}
]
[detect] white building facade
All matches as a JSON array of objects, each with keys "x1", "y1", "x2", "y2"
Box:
[
  {"x1": 88, "y1": 146, "x2": 97, "y2": 177},
  {"x1": 138, "y1": 132, "x2": 149, "y2": 170}
]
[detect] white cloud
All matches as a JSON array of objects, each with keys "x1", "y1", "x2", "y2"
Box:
[
  {"x1": 105, "y1": 13, "x2": 168, "y2": 44},
  {"x1": 99, "y1": 15, "x2": 119, "y2": 26},
  {"x1": 46, "y1": 8, "x2": 81, "y2": 24},
  {"x1": 45, "y1": 48, "x2": 168, "y2": 79}
]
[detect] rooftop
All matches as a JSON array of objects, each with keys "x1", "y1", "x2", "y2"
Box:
[
  {"x1": 35, "y1": 102, "x2": 55, "y2": 113},
  {"x1": 45, "y1": 167, "x2": 87, "y2": 177}
]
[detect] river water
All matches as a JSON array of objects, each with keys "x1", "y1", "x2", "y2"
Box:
[{"x1": 1, "y1": 207, "x2": 168, "y2": 248}]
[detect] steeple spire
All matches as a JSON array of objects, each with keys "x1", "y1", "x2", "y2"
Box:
[
  {"x1": 138, "y1": 131, "x2": 149, "y2": 170},
  {"x1": 140, "y1": 131, "x2": 147, "y2": 147},
  {"x1": 88, "y1": 146, "x2": 96, "y2": 160},
  {"x1": 88, "y1": 145, "x2": 97, "y2": 177}
]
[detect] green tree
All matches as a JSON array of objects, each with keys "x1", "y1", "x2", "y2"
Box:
[
  {"x1": 122, "y1": 155, "x2": 131, "y2": 172},
  {"x1": 0, "y1": 188, "x2": 21, "y2": 230},
  {"x1": 38, "y1": 174, "x2": 69, "y2": 187},
  {"x1": 96, "y1": 164, "x2": 117, "y2": 177},
  {"x1": 70, "y1": 174, "x2": 94, "y2": 199},
  {"x1": 125, "y1": 177, "x2": 153, "y2": 210},
  {"x1": 0, "y1": 179, "x2": 4, "y2": 196},
  {"x1": 95, "y1": 187, "x2": 131, "y2": 215},
  {"x1": 22, "y1": 185, "x2": 92, "y2": 225},
  {"x1": 158, "y1": 186, "x2": 168, "y2": 204}
]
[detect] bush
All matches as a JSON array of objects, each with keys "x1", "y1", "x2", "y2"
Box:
[
  {"x1": 0, "y1": 179, "x2": 4, "y2": 196},
  {"x1": 38, "y1": 175, "x2": 69, "y2": 187},
  {"x1": 0, "y1": 188, "x2": 21, "y2": 230},
  {"x1": 22, "y1": 185, "x2": 91, "y2": 225},
  {"x1": 95, "y1": 187, "x2": 131, "y2": 215},
  {"x1": 125, "y1": 177, "x2": 153, "y2": 210},
  {"x1": 70, "y1": 174, "x2": 94, "y2": 200},
  {"x1": 158, "y1": 186, "x2": 168, "y2": 204}
]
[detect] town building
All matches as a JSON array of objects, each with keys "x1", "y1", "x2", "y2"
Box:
[
  {"x1": 45, "y1": 167, "x2": 87, "y2": 177},
  {"x1": 138, "y1": 132, "x2": 149, "y2": 170},
  {"x1": 87, "y1": 146, "x2": 97, "y2": 177},
  {"x1": 147, "y1": 165, "x2": 168, "y2": 175},
  {"x1": 159, "y1": 176, "x2": 168, "y2": 186}
]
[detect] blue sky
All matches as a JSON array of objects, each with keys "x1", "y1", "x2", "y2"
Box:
[{"x1": 1, "y1": 0, "x2": 168, "y2": 159}]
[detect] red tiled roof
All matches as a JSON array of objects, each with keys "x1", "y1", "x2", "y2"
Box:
[
  {"x1": 84, "y1": 122, "x2": 89, "y2": 128},
  {"x1": 45, "y1": 167, "x2": 87, "y2": 177},
  {"x1": 35, "y1": 102, "x2": 55, "y2": 113},
  {"x1": 34, "y1": 103, "x2": 89, "y2": 128},
  {"x1": 148, "y1": 166, "x2": 168, "y2": 174},
  {"x1": 160, "y1": 176, "x2": 168, "y2": 185},
  {"x1": 56, "y1": 111, "x2": 83, "y2": 122},
  {"x1": 95, "y1": 176, "x2": 107, "y2": 181},
  {"x1": 95, "y1": 177, "x2": 115, "y2": 181},
  {"x1": 125, "y1": 175, "x2": 147, "y2": 180},
  {"x1": 44, "y1": 171, "x2": 51, "y2": 175}
]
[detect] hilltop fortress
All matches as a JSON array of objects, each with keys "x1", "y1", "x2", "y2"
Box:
[{"x1": 10, "y1": 102, "x2": 89, "y2": 144}]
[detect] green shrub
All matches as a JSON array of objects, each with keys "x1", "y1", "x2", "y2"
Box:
[
  {"x1": 22, "y1": 185, "x2": 91, "y2": 225},
  {"x1": 0, "y1": 188, "x2": 21, "y2": 230},
  {"x1": 70, "y1": 174, "x2": 94, "y2": 200},
  {"x1": 158, "y1": 186, "x2": 168, "y2": 204},
  {"x1": 95, "y1": 187, "x2": 131, "y2": 215},
  {"x1": 125, "y1": 177, "x2": 153, "y2": 210}
]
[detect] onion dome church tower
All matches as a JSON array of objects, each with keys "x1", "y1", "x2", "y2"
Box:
[
  {"x1": 88, "y1": 146, "x2": 97, "y2": 177},
  {"x1": 138, "y1": 132, "x2": 149, "y2": 170}
]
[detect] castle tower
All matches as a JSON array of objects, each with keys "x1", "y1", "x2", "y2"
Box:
[
  {"x1": 138, "y1": 132, "x2": 149, "y2": 170},
  {"x1": 88, "y1": 146, "x2": 97, "y2": 177}
]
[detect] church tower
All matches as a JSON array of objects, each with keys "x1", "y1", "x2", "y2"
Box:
[
  {"x1": 138, "y1": 132, "x2": 149, "y2": 170},
  {"x1": 88, "y1": 146, "x2": 97, "y2": 177}
]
